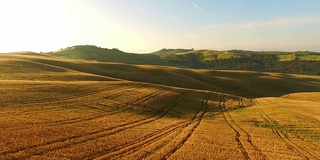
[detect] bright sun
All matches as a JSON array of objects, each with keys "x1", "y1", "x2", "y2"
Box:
[{"x1": 0, "y1": 0, "x2": 69, "y2": 52}]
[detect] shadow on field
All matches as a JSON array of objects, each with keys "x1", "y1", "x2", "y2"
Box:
[{"x1": 29, "y1": 58, "x2": 320, "y2": 98}]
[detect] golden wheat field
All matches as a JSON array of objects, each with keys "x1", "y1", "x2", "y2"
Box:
[{"x1": 0, "y1": 53, "x2": 319, "y2": 159}]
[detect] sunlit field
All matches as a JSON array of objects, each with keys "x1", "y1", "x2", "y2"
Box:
[{"x1": 0, "y1": 53, "x2": 319, "y2": 159}]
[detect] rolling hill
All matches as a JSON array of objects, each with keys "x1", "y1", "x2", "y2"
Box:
[
  {"x1": 52, "y1": 45, "x2": 169, "y2": 65},
  {"x1": 50, "y1": 45, "x2": 320, "y2": 75},
  {"x1": 2, "y1": 53, "x2": 320, "y2": 98},
  {"x1": 0, "y1": 52, "x2": 319, "y2": 159}
]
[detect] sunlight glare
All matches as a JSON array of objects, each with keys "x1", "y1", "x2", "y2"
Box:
[{"x1": 0, "y1": 0, "x2": 68, "y2": 52}]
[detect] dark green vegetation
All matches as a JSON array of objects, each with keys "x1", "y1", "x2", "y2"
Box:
[
  {"x1": 53, "y1": 45, "x2": 167, "y2": 65},
  {"x1": 51, "y1": 45, "x2": 320, "y2": 75}
]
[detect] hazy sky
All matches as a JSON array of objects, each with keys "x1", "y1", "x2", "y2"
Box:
[{"x1": 1, "y1": 0, "x2": 320, "y2": 53}]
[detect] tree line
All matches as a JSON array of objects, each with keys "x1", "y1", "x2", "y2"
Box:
[{"x1": 174, "y1": 53, "x2": 320, "y2": 75}]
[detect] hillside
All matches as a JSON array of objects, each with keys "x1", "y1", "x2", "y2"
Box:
[
  {"x1": 2, "y1": 53, "x2": 319, "y2": 98},
  {"x1": 153, "y1": 49, "x2": 320, "y2": 61},
  {"x1": 52, "y1": 45, "x2": 170, "y2": 66},
  {"x1": 0, "y1": 53, "x2": 319, "y2": 159},
  {"x1": 50, "y1": 45, "x2": 320, "y2": 75},
  {"x1": 154, "y1": 49, "x2": 320, "y2": 74}
]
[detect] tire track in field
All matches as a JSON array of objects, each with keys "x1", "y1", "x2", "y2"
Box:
[
  {"x1": 219, "y1": 94, "x2": 250, "y2": 160},
  {"x1": 160, "y1": 92, "x2": 211, "y2": 160},
  {"x1": 88, "y1": 121, "x2": 189, "y2": 160},
  {"x1": 294, "y1": 134, "x2": 319, "y2": 148},
  {"x1": 55, "y1": 86, "x2": 168, "y2": 124},
  {"x1": 0, "y1": 82, "x2": 136, "y2": 116},
  {"x1": 5, "y1": 82, "x2": 132, "y2": 105},
  {"x1": 253, "y1": 100, "x2": 319, "y2": 149},
  {"x1": 238, "y1": 97, "x2": 245, "y2": 108},
  {"x1": 79, "y1": 91, "x2": 191, "y2": 160},
  {"x1": 3, "y1": 85, "x2": 165, "y2": 131},
  {"x1": 1, "y1": 83, "x2": 147, "y2": 130},
  {"x1": 103, "y1": 84, "x2": 149, "y2": 100},
  {"x1": 223, "y1": 98, "x2": 267, "y2": 159},
  {"x1": 0, "y1": 91, "x2": 189, "y2": 159},
  {"x1": 134, "y1": 88, "x2": 170, "y2": 104},
  {"x1": 258, "y1": 110, "x2": 317, "y2": 159},
  {"x1": 136, "y1": 129, "x2": 183, "y2": 159},
  {"x1": 53, "y1": 87, "x2": 169, "y2": 125},
  {"x1": 88, "y1": 92, "x2": 211, "y2": 160},
  {"x1": 251, "y1": 100, "x2": 261, "y2": 106},
  {"x1": 236, "y1": 97, "x2": 254, "y2": 108}
]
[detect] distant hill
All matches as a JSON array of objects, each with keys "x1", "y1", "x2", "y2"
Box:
[
  {"x1": 52, "y1": 45, "x2": 170, "y2": 66},
  {"x1": 50, "y1": 45, "x2": 320, "y2": 75},
  {"x1": 152, "y1": 49, "x2": 320, "y2": 61}
]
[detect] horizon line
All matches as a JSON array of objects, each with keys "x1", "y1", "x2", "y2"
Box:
[{"x1": 1, "y1": 45, "x2": 319, "y2": 54}]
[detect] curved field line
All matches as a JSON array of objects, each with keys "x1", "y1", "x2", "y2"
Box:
[
  {"x1": 53, "y1": 87, "x2": 170, "y2": 126},
  {"x1": 79, "y1": 92, "x2": 190, "y2": 160},
  {"x1": 219, "y1": 94, "x2": 250, "y2": 160},
  {"x1": 0, "y1": 82, "x2": 137, "y2": 116},
  {"x1": 236, "y1": 97, "x2": 253, "y2": 108},
  {"x1": 257, "y1": 110, "x2": 317, "y2": 159},
  {"x1": 135, "y1": 129, "x2": 183, "y2": 159},
  {"x1": 0, "y1": 92, "x2": 189, "y2": 159},
  {"x1": 134, "y1": 88, "x2": 170, "y2": 105},
  {"x1": 112, "y1": 93, "x2": 211, "y2": 160},
  {"x1": 103, "y1": 84, "x2": 149, "y2": 100},
  {"x1": 238, "y1": 97, "x2": 245, "y2": 108},
  {"x1": 31, "y1": 59, "x2": 124, "y2": 81},
  {"x1": 294, "y1": 134, "x2": 319, "y2": 148},
  {"x1": 160, "y1": 92, "x2": 211, "y2": 160},
  {"x1": 92, "y1": 92, "x2": 211, "y2": 160},
  {"x1": 1, "y1": 85, "x2": 166, "y2": 130},
  {"x1": 223, "y1": 99, "x2": 267, "y2": 159},
  {"x1": 0, "y1": 92, "x2": 186, "y2": 156},
  {"x1": 1, "y1": 84, "x2": 150, "y2": 131},
  {"x1": 2, "y1": 82, "x2": 133, "y2": 105},
  {"x1": 252, "y1": 100, "x2": 261, "y2": 106},
  {"x1": 2, "y1": 101, "x2": 125, "y2": 131},
  {"x1": 87, "y1": 121, "x2": 190, "y2": 160},
  {"x1": 1, "y1": 83, "x2": 153, "y2": 127}
]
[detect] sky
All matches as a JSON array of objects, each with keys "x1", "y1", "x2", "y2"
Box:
[{"x1": 0, "y1": 0, "x2": 320, "y2": 53}]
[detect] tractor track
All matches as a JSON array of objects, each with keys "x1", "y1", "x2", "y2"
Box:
[
  {"x1": 0, "y1": 91, "x2": 188, "y2": 159},
  {"x1": 160, "y1": 92, "x2": 211, "y2": 160},
  {"x1": 223, "y1": 103, "x2": 267, "y2": 159},
  {"x1": 134, "y1": 88, "x2": 170, "y2": 105},
  {"x1": 2, "y1": 84, "x2": 153, "y2": 131},
  {"x1": 219, "y1": 94, "x2": 250, "y2": 160},
  {"x1": 136, "y1": 130, "x2": 182, "y2": 159},
  {"x1": 52, "y1": 87, "x2": 170, "y2": 125},
  {"x1": 258, "y1": 110, "x2": 317, "y2": 159},
  {"x1": 0, "y1": 82, "x2": 137, "y2": 116},
  {"x1": 222, "y1": 96, "x2": 267, "y2": 159},
  {"x1": 87, "y1": 121, "x2": 189, "y2": 160},
  {"x1": 89, "y1": 92, "x2": 211, "y2": 160},
  {"x1": 79, "y1": 91, "x2": 191, "y2": 160},
  {"x1": 4, "y1": 82, "x2": 134, "y2": 105},
  {"x1": 52, "y1": 87, "x2": 170, "y2": 126},
  {"x1": 102, "y1": 84, "x2": 149, "y2": 100},
  {"x1": 2, "y1": 87, "x2": 168, "y2": 130}
]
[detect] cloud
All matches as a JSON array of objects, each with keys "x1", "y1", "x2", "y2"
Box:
[
  {"x1": 192, "y1": 2, "x2": 206, "y2": 13},
  {"x1": 209, "y1": 16, "x2": 320, "y2": 33},
  {"x1": 210, "y1": 22, "x2": 256, "y2": 32},
  {"x1": 247, "y1": 22, "x2": 255, "y2": 28},
  {"x1": 256, "y1": 16, "x2": 320, "y2": 28}
]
